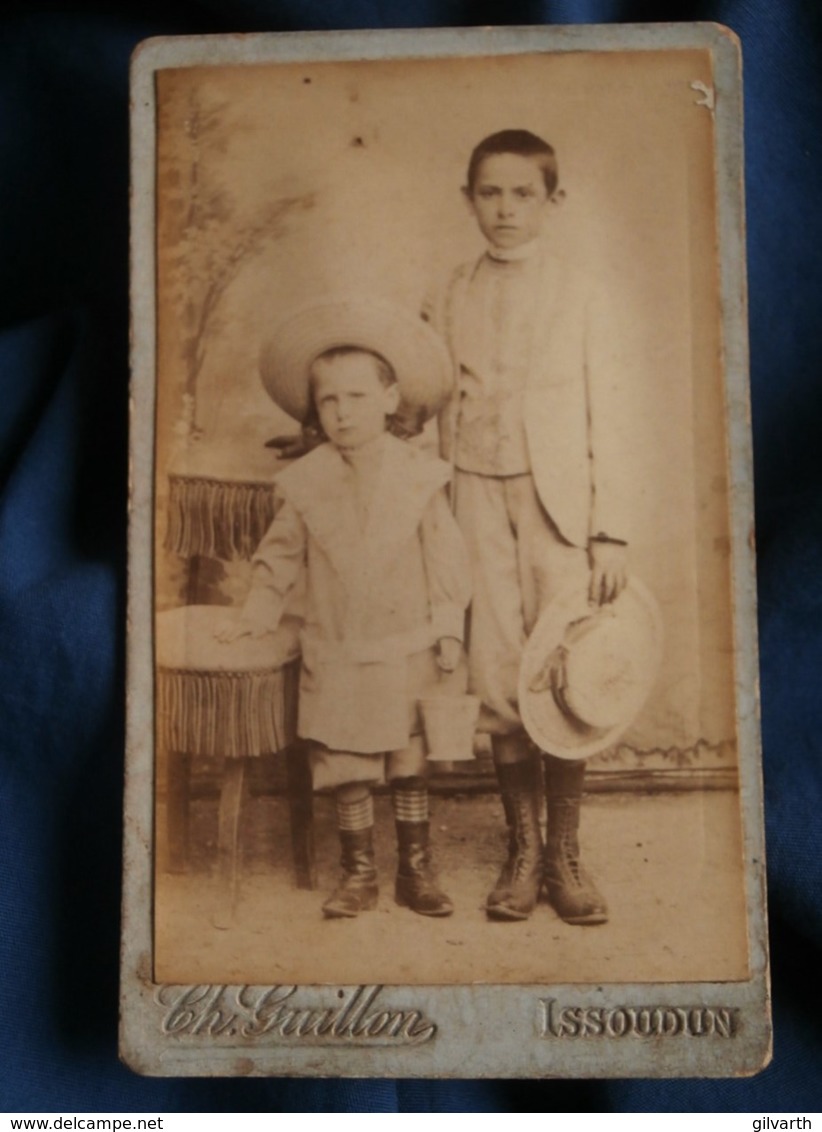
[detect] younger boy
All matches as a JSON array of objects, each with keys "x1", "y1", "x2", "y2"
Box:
[
  {"x1": 429, "y1": 129, "x2": 630, "y2": 924},
  {"x1": 221, "y1": 298, "x2": 470, "y2": 919}
]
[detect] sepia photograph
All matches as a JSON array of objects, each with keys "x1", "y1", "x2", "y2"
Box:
[{"x1": 123, "y1": 24, "x2": 768, "y2": 1077}]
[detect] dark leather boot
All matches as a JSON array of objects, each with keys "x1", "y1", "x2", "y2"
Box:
[
  {"x1": 322, "y1": 828, "x2": 378, "y2": 918},
  {"x1": 486, "y1": 757, "x2": 543, "y2": 921},
  {"x1": 392, "y1": 778, "x2": 453, "y2": 916},
  {"x1": 395, "y1": 821, "x2": 454, "y2": 916},
  {"x1": 543, "y1": 756, "x2": 608, "y2": 925},
  {"x1": 486, "y1": 785, "x2": 518, "y2": 904}
]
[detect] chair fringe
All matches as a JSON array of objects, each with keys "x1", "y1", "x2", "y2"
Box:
[
  {"x1": 164, "y1": 475, "x2": 277, "y2": 561},
  {"x1": 157, "y1": 662, "x2": 299, "y2": 758}
]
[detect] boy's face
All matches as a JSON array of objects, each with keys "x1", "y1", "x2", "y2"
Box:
[
  {"x1": 466, "y1": 153, "x2": 550, "y2": 250},
  {"x1": 311, "y1": 351, "x2": 400, "y2": 451}
]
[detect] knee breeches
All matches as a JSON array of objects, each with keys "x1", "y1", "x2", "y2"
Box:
[{"x1": 454, "y1": 471, "x2": 589, "y2": 734}]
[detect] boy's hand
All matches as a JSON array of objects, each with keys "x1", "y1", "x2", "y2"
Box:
[
  {"x1": 588, "y1": 540, "x2": 628, "y2": 606},
  {"x1": 214, "y1": 616, "x2": 266, "y2": 644},
  {"x1": 436, "y1": 637, "x2": 463, "y2": 673}
]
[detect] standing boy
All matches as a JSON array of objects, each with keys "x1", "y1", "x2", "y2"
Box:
[
  {"x1": 221, "y1": 298, "x2": 470, "y2": 919},
  {"x1": 429, "y1": 129, "x2": 630, "y2": 924}
]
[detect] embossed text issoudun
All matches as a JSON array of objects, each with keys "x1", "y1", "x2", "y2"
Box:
[{"x1": 540, "y1": 999, "x2": 738, "y2": 1038}]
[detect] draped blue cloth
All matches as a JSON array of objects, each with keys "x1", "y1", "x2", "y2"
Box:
[{"x1": 1, "y1": 1, "x2": 821, "y2": 1112}]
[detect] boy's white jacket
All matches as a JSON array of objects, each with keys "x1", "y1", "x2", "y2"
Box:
[
  {"x1": 242, "y1": 435, "x2": 471, "y2": 753},
  {"x1": 434, "y1": 248, "x2": 633, "y2": 549}
]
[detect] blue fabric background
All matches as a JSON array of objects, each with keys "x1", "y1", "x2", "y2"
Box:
[{"x1": 1, "y1": 0, "x2": 820, "y2": 1113}]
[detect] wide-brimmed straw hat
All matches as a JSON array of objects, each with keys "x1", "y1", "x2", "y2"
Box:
[
  {"x1": 259, "y1": 295, "x2": 454, "y2": 423},
  {"x1": 518, "y1": 578, "x2": 662, "y2": 760}
]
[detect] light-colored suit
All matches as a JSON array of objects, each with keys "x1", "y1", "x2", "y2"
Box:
[
  {"x1": 243, "y1": 434, "x2": 471, "y2": 757},
  {"x1": 436, "y1": 246, "x2": 631, "y2": 549},
  {"x1": 430, "y1": 244, "x2": 630, "y2": 732}
]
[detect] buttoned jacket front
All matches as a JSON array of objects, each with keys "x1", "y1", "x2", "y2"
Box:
[{"x1": 435, "y1": 246, "x2": 631, "y2": 549}]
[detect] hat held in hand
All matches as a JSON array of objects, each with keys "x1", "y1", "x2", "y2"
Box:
[
  {"x1": 518, "y1": 578, "x2": 662, "y2": 760},
  {"x1": 259, "y1": 294, "x2": 454, "y2": 423}
]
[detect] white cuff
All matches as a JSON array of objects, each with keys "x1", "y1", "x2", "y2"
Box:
[{"x1": 431, "y1": 603, "x2": 466, "y2": 642}]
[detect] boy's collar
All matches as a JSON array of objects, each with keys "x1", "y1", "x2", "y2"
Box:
[
  {"x1": 485, "y1": 236, "x2": 542, "y2": 263},
  {"x1": 336, "y1": 429, "x2": 389, "y2": 468}
]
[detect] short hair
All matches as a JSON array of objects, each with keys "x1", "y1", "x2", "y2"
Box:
[
  {"x1": 465, "y1": 129, "x2": 558, "y2": 197},
  {"x1": 304, "y1": 346, "x2": 399, "y2": 436},
  {"x1": 308, "y1": 345, "x2": 397, "y2": 394}
]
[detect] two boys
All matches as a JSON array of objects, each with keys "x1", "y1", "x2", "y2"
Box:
[{"x1": 232, "y1": 128, "x2": 626, "y2": 924}]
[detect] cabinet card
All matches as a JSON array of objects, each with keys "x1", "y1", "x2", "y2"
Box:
[{"x1": 123, "y1": 23, "x2": 770, "y2": 1078}]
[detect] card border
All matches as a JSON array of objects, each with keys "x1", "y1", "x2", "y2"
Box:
[{"x1": 122, "y1": 21, "x2": 770, "y2": 1078}]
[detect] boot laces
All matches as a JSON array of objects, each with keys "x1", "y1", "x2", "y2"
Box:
[
  {"x1": 512, "y1": 856, "x2": 532, "y2": 883},
  {"x1": 549, "y1": 829, "x2": 585, "y2": 887}
]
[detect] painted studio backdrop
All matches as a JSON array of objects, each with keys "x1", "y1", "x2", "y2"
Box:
[{"x1": 156, "y1": 51, "x2": 734, "y2": 767}]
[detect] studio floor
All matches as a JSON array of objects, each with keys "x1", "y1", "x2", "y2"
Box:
[{"x1": 154, "y1": 787, "x2": 751, "y2": 987}]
